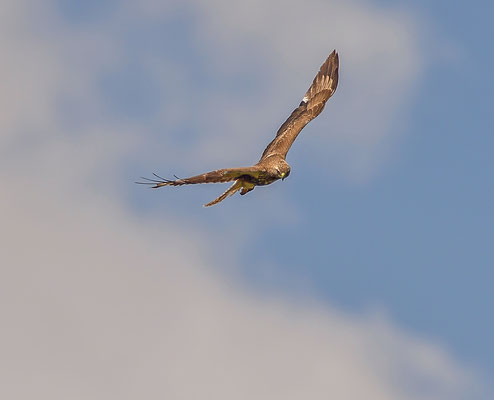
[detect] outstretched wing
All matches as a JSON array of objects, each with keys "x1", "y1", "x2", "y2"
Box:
[
  {"x1": 137, "y1": 166, "x2": 263, "y2": 188},
  {"x1": 260, "y1": 50, "x2": 339, "y2": 161}
]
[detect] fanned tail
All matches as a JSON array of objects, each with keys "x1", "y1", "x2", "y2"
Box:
[{"x1": 204, "y1": 180, "x2": 243, "y2": 207}]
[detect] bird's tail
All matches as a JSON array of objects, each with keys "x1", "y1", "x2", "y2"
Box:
[{"x1": 204, "y1": 180, "x2": 243, "y2": 207}]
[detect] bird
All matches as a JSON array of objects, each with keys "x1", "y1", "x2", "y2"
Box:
[{"x1": 137, "y1": 50, "x2": 339, "y2": 207}]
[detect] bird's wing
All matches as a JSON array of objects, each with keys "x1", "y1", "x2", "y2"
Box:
[
  {"x1": 136, "y1": 166, "x2": 263, "y2": 188},
  {"x1": 260, "y1": 50, "x2": 339, "y2": 161}
]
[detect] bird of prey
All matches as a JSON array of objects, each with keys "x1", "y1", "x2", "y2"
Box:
[{"x1": 138, "y1": 50, "x2": 339, "y2": 207}]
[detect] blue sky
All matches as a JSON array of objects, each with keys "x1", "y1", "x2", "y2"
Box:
[
  {"x1": 2, "y1": 0, "x2": 493, "y2": 398},
  {"x1": 123, "y1": 0, "x2": 494, "y2": 374}
]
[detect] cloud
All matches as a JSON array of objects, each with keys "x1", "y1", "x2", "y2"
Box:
[
  {"x1": 1, "y1": 0, "x2": 421, "y2": 179},
  {"x1": 0, "y1": 1, "x2": 488, "y2": 399},
  {"x1": 0, "y1": 176, "x2": 482, "y2": 399}
]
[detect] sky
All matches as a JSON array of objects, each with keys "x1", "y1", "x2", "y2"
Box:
[{"x1": 1, "y1": 0, "x2": 493, "y2": 398}]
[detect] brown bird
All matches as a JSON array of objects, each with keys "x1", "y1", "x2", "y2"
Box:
[{"x1": 138, "y1": 50, "x2": 339, "y2": 207}]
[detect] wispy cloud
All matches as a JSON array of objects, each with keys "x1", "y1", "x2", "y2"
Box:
[{"x1": 0, "y1": 175, "x2": 482, "y2": 399}]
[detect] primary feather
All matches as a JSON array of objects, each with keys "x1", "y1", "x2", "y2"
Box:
[{"x1": 260, "y1": 50, "x2": 339, "y2": 160}]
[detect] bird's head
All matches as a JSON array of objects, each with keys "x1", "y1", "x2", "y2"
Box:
[{"x1": 275, "y1": 161, "x2": 291, "y2": 181}]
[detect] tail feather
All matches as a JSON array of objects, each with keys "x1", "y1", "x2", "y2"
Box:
[{"x1": 203, "y1": 180, "x2": 243, "y2": 207}]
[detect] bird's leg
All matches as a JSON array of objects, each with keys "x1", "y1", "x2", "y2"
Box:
[{"x1": 240, "y1": 182, "x2": 255, "y2": 195}]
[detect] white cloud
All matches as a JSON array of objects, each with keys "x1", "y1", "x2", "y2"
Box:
[
  {"x1": 0, "y1": 178, "x2": 482, "y2": 399},
  {"x1": 1, "y1": 0, "x2": 421, "y2": 179},
  {"x1": 0, "y1": 1, "x2": 487, "y2": 399}
]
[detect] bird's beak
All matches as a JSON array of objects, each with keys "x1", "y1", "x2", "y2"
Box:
[{"x1": 281, "y1": 172, "x2": 286, "y2": 181}]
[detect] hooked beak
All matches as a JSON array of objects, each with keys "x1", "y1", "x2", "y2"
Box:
[{"x1": 281, "y1": 172, "x2": 286, "y2": 181}]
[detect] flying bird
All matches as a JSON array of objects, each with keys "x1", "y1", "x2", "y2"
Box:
[{"x1": 138, "y1": 50, "x2": 339, "y2": 207}]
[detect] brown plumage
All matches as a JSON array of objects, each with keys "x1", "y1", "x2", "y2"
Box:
[{"x1": 137, "y1": 50, "x2": 339, "y2": 207}]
